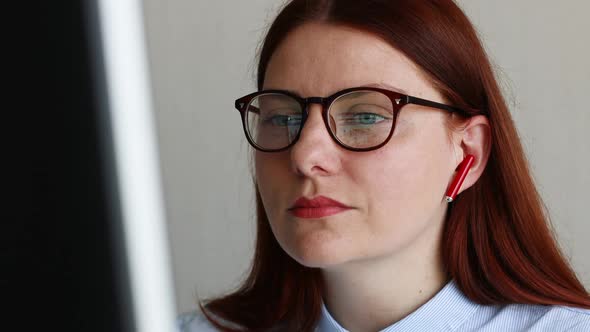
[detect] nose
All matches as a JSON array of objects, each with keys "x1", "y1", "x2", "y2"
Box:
[{"x1": 289, "y1": 103, "x2": 342, "y2": 177}]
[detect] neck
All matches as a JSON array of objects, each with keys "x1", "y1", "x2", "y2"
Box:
[{"x1": 320, "y1": 221, "x2": 448, "y2": 332}]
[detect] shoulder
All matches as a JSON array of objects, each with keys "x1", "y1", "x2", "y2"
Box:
[
  {"x1": 524, "y1": 305, "x2": 590, "y2": 331},
  {"x1": 462, "y1": 303, "x2": 590, "y2": 331},
  {"x1": 176, "y1": 310, "x2": 217, "y2": 332}
]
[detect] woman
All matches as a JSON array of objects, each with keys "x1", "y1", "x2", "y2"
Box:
[{"x1": 178, "y1": 0, "x2": 590, "y2": 331}]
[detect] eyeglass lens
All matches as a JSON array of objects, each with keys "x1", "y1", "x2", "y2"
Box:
[{"x1": 245, "y1": 90, "x2": 395, "y2": 150}]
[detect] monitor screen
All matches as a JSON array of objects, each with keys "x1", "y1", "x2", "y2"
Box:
[{"x1": 15, "y1": 1, "x2": 177, "y2": 331}]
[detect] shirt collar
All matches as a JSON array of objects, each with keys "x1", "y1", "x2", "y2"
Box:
[{"x1": 316, "y1": 279, "x2": 479, "y2": 332}]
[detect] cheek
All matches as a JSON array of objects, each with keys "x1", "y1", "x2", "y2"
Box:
[
  {"x1": 254, "y1": 152, "x2": 264, "y2": 182},
  {"x1": 254, "y1": 152, "x2": 289, "y2": 219},
  {"x1": 255, "y1": 152, "x2": 282, "y2": 184},
  {"x1": 255, "y1": 152, "x2": 276, "y2": 194},
  {"x1": 392, "y1": 122, "x2": 452, "y2": 197},
  {"x1": 360, "y1": 126, "x2": 451, "y2": 234}
]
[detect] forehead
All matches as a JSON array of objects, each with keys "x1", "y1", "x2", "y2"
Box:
[{"x1": 263, "y1": 23, "x2": 433, "y2": 98}]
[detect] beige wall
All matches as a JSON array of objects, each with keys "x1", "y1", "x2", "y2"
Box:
[{"x1": 143, "y1": 0, "x2": 590, "y2": 314}]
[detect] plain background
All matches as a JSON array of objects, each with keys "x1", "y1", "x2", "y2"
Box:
[{"x1": 142, "y1": 0, "x2": 590, "y2": 314}]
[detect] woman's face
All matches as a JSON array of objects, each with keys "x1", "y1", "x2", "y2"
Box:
[{"x1": 256, "y1": 23, "x2": 459, "y2": 268}]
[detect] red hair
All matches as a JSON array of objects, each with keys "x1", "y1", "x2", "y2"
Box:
[{"x1": 198, "y1": 0, "x2": 590, "y2": 330}]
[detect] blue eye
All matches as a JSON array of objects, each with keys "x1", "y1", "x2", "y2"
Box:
[
  {"x1": 266, "y1": 115, "x2": 302, "y2": 127},
  {"x1": 344, "y1": 112, "x2": 386, "y2": 125}
]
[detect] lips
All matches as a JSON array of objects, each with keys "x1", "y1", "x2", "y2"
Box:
[{"x1": 288, "y1": 195, "x2": 352, "y2": 219}]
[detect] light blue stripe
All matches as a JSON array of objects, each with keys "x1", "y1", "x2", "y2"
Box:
[
  {"x1": 316, "y1": 280, "x2": 590, "y2": 332},
  {"x1": 177, "y1": 279, "x2": 590, "y2": 331}
]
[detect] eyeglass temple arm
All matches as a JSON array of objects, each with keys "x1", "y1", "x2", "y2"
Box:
[
  {"x1": 235, "y1": 98, "x2": 260, "y2": 114},
  {"x1": 406, "y1": 95, "x2": 474, "y2": 117}
]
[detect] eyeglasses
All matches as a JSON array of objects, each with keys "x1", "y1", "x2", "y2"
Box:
[{"x1": 234, "y1": 86, "x2": 477, "y2": 152}]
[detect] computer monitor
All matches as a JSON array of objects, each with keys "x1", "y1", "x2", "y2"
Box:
[
  {"x1": 17, "y1": 1, "x2": 177, "y2": 331},
  {"x1": 89, "y1": 0, "x2": 177, "y2": 331}
]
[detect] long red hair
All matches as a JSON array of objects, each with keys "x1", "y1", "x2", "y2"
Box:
[{"x1": 198, "y1": 0, "x2": 590, "y2": 330}]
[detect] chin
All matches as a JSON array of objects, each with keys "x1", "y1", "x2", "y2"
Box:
[{"x1": 284, "y1": 236, "x2": 354, "y2": 268}]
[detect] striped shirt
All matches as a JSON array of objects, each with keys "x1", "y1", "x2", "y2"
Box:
[{"x1": 177, "y1": 280, "x2": 590, "y2": 331}]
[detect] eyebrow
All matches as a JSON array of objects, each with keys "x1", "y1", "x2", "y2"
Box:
[
  {"x1": 359, "y1": 83, "x2": 408, "y2": 95},
  {"x1": 269, "y1": 82, "x2": 409, "y2": 97}
]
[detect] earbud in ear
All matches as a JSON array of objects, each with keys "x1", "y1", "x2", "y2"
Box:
[{"x1": 444, "y1": 154, "x2": 475, "y2": 203}]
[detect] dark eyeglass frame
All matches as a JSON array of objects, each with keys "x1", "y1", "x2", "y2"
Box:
[{"x1": 235, "y1": 86, "x2": 480, "y2": 152}]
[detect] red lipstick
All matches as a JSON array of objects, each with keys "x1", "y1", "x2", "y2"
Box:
[{"x1": 288, "y1": 196, "x2": 352, "y2": 219}]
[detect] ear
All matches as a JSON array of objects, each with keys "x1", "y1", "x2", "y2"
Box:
[{"x1": 450, "y1": 115, "x2": 491, "y2": 195}]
